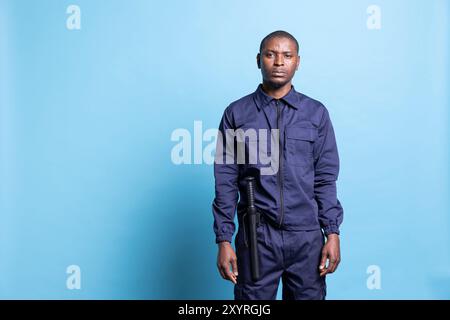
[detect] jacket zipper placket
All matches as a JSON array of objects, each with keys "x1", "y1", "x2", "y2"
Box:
[{"x1": 276, "y1": 99, "x2": 284, "y2": 228}]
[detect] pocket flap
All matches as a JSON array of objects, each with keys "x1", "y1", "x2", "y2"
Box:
[
  {"x1": 236, "y1": 127, "x2": 259, "y2": 142},
  {"x1": 286, "y1": 127, "x2": 317, "y2": 141}
]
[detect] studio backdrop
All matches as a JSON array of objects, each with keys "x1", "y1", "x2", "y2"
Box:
[{"x1": 0, "y1": 0, "x2": 449, "y2": 299}]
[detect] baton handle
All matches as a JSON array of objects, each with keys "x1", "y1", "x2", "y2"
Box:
[{"x1": 245, "y1": 176, "x2": 260, "y2": 282}]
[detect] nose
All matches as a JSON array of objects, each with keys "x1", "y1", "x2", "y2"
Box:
[{"x1": 274, "y1": 54, "x2": 284, "y2": 66}]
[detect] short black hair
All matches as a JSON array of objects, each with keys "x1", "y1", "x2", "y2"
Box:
[{"x1": 259, "y1": 30, "x2": 299, "y2": 54}]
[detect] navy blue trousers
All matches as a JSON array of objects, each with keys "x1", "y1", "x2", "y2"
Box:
[{"x1": 234, "y1": 215, "x2": 326, "y2": 300}]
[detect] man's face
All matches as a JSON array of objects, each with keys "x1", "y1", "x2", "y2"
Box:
[{"x1": 257, "y1": 37, "x2": 300, "y2": 88}]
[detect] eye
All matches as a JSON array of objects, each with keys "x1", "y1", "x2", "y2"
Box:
[
  {"x1": 285, "y1": 54, "x2": 292, "y2": 58},
  {"x1": 265, "y1": 52, "x2": 273, "y2": 58}
]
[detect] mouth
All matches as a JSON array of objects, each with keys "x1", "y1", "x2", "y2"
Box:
[{"x1": 271, "y1": 70, "x2": 287, "y2": 77}]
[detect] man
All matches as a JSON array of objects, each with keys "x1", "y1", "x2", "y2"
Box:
[{"x1": 212, "y1": 30, "x2": 343, "y2": 300}]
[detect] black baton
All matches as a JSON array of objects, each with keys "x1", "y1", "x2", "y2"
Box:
[{"x1": 245, "y1": 176, "x2": 260, "y2": 282}]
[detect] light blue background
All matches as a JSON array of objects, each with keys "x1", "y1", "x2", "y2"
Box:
[{"x1": 0, "y1": 0, "x2": 449, "y2": 299}]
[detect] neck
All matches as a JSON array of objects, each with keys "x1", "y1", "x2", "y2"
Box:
[{"x1": 261, "y1": 81, "x2": 292, "y2": 99}]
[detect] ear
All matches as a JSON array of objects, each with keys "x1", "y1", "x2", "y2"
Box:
[{"x1": 256, "y1": 53, "x2": 261, "y2": 69}]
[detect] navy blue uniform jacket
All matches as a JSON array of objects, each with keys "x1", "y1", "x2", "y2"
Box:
[{"x1": 212, "y1": 84, "x2": 344, "y2": 243}]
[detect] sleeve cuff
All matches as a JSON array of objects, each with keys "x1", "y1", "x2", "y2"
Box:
[
  {"x1": 322, "y1": 224, "x2": 340, "y2": 236},
  {"x1": 215, "y1": 233, "x2": 233, "y2": 244}
]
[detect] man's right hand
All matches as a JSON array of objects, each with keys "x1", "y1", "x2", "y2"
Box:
[{"x1": 216, "y1": 241, "x2": 238, "y2": 284}]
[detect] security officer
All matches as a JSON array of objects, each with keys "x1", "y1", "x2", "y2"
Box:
[{"x1": 212, "y1": 30, "x2": 343, "y2": 300}]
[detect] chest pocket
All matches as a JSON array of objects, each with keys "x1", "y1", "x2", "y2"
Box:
[
  {"x1": 235, "y1": 128, "x2": 260, "y2": 165},
  {"x1": 285, "y1": 126, "x2": 318, "y2": 167}
]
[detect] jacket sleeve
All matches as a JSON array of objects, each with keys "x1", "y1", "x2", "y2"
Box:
[
  {"x1": 313, "y1": 107, "x2": 344, "y2": 236},
  {"x1": 212, "y1": 107, "x2": 239, "y2": 243}
]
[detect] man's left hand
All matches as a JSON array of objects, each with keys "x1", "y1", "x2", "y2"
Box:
[{"x1": 319, "y1": 233, "x2": 341, "y2": 277}]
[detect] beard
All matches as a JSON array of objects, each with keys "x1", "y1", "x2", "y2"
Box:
[{"x1": 264, "y1": 77, "x2": 291, "y2": 89}]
